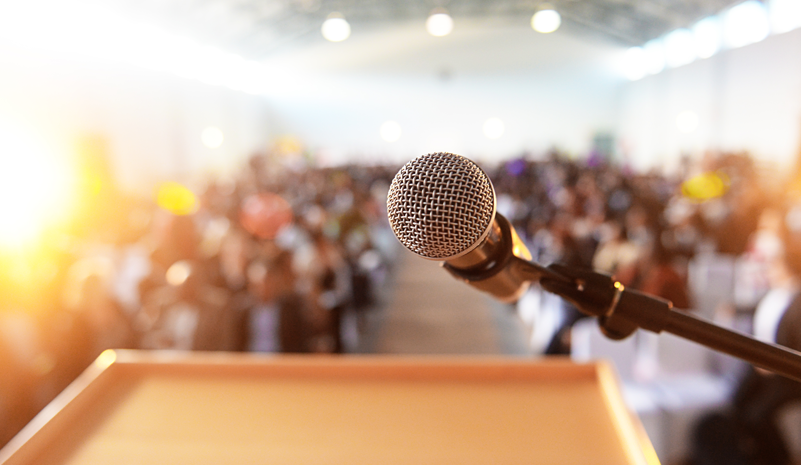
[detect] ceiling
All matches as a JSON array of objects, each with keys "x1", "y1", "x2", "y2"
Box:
[{"x1": 109, "y1": 0, "x2": 743, "y2": 59}]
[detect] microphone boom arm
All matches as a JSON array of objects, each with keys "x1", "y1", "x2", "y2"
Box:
[
  {"x1": 408, "y1": 207, "x2": 801, "y2": 381},
  {"x1": 525, "y1": 261, "x2": 801, "y2": 383}
]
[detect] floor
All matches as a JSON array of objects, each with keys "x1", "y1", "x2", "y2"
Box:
[{"x1": 358, "y1": 247, "x2": 531, "y2": 356}]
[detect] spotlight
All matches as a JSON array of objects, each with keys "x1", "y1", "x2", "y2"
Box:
[
  {"x1": 722, "y1": 1, "x2": 770, "y2": 48},
  {"x1": 643, "y1": 39, "x2": 666, "y2": 75},
  {"x1": 426, "y1": 9, "x2": 454, "y2": 37},
  {"x1": 322, "y1": 12, "x2": 351, "y2": 42},
  {"x1": 531, "y1": 6, "x2": 561, "y2": 33},
  {"x1": 664, "y1": 28, "x2": 695, "y2": 67},
  {"x1": 770, "y1": 0, "x2": 801, "y2": 34},
  {"x1": 693, "y1": 17, "x2": 723, "y2": 59},
  {"x1": 622, "y1": 47, "x2": 648, "y2": 81}
]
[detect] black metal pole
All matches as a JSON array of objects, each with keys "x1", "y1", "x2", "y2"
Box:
[
  {"x1": 664, "y1": 309, "x2": 801, "y2": 383},
  {"x1": 532, "y1": 260, "x2": 801, "y2": 383}
]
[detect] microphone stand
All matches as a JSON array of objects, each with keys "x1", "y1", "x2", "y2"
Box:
[{"x1": 513, "y1": 257, "x2": 801, "y2": 384}]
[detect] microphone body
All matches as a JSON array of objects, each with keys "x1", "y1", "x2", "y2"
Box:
[
  {"x1": 440, "y1": 212, "x2": 532, "y2": 303},
  {"x1": 386, "y1": 152, "x2": 532, "y2": 302}
]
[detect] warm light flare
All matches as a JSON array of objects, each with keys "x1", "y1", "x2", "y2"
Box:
[{"x1": 0, "y1": 123, "x2": 75, "y2": 249}]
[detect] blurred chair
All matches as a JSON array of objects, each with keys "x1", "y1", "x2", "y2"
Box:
[
  {"x1": 571, "y1": 318, "x2": 638, "y2": 381},
  {"x1": 688, "y1": 252, "x2": 736, "y2": 320},
  {"x1": 570, "y1": 319, "x2": 665, "y2": 458},
  {"x1": 571, "y1": 318, "x2": 737, "y2": 464},
  {"x1": 650, "y1": 331, "x2": 736, "y2": 464}
]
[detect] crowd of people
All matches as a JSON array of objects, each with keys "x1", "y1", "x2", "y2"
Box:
[
  {"x1": 1, "y1": 146, "x2": 800, "y2": 462},
  {"x1": 488, "y1": 150, "x2": 801, "y2": 465},
  {"x1": 498, "y1": 151, "x2": 773, "y2": 354},
  {"x1": 0, "y1": 151, "x2": 400, "y2": 445}
]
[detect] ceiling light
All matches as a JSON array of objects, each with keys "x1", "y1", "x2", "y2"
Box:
[
  {"x1": 769, "y1": 0, "x2": 801, "y2": 34},
  {"x1": 483, "y1": 118, "x2": 505, "y2": 139},
  {"x1": 664, "y1": 28, "x2": 695, "y2": 67},
  {"x1": 622, "y1": 47, "x2": 648, "y2": 81},
  {"x1": 531, "y1": 7, "x2": 561, "y2": 33},
  {"x1": 643, "y1": 39, "x2": 666, "y2": 75},
  {"x1": 380, "y1": 121, "x2": 402, "y2": 142},
  {"x1": 693, "y1": 17, "x2": 723, "y2": 59},
  {"x1": 426, "y1": 9, "x2": 453, "y2": 37},
  {"x1": 722, "y1": 1, "x2": 770, "y2": 48},
  {"x1": 322, "y1": 13, "x2": 351, "y2": 42}
]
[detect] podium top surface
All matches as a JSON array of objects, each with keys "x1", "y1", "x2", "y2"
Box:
[{"x1": 1, "y1": 351, "x2": 659, "y2": 465}]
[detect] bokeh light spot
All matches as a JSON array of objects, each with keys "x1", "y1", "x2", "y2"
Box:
[
  {"x1": 166, "y1": 261, "x2": 192, "y2": 286},
  {"x1": 426, "y1": 11, "x2": 454, "y2": 37},
  {"x1": 322, "y1": 14, "x2": 351, "y2": 42},
  {"x1": 156, "y1": 182, "x2": 198, "y2": 215},
  {"x1": 682, "y1": 172, "x2": 728, "y2": 201},
  {"x1": 531, "y1": 9, "x2": 561, "y2": 33}
]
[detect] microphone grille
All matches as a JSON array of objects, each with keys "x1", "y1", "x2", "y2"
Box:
[{"x1": 387, "y1": 152, "x2": 496, "y2": 260}]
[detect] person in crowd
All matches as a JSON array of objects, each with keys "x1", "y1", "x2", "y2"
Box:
[
  {"x1": 591, "y1": 219, "x2": 640, "y2": 279},
  {"x1": 691, "y1": 204, "x2": 801, "y2": 465},
  {"x1": 304, "y1": 227, "x2": 351, "y2": 353},
  {"x1": 2, "y1": 140, "x2": 790, "y2": 461},
  {"x1": 635, "y1": 237, "x2": 692, "y2": 309},
  {"x1": 271, "y1": 250, "x2": 313, "y2": 353},
  {"x1": 139, "y1": 261, "x2": 229, "y2": 350}
]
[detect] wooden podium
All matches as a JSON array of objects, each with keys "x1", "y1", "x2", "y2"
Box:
[{"x1": 0, "y1": 351, "x2": 659, "y2": 464}]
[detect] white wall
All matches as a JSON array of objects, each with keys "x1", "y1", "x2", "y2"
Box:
[
  {"x1": 261, "y1": 19, "x2": 627, "y2": 166},
  {"x1": 617, "y1": 28, "x2": 801, "y2": 173},
  {"x1": 4, "y1": 9, "x2": 799, "y2": 190}
]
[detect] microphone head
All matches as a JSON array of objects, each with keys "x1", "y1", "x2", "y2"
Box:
[{"x1": 387, "y1": 152, "x2": 496, "y2": 260}]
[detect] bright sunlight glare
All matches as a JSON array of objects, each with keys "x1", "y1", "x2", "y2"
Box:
[{"x1": 0, "y1": 123, "x2": 75, "y2": 249}]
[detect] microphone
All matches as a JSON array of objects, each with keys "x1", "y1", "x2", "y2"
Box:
[
  {"x1": 386, "y1": 152, "x2": 801, "y2": 384},
  {"x1": 386, "y1": 152, "x2": 536, "y2": 303}
]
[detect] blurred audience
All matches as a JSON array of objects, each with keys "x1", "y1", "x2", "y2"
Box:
[
  {"x1": 0, "y1": 142, "x2": 798, "y2": 459},
  {"x1": 691, "y1": 203, "x2": 801, "y2": 465},
  {"x1": 0, "y1": 151, "x2": 397, "y2": 445}
]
